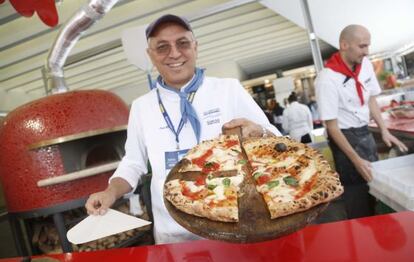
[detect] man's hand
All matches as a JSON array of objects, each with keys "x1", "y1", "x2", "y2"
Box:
[
  {"x1": 85, "y1": 177, "x2": 132, "y2": 215},
  {"x1": 351, "y1": 157, "x2": 373, "y2": 182},
  {"x1": 369, "y1": 96, "x2": 408, "y2": 153},
  {"x1": 381, "y1": 129, "x2": 408, "y2": 152},
  {"x1": 222, "y1": 118, "x2": 264, "y2": 138},
  {"x1": 325, "y1": 119, "x2": 375, "y2": 182},
  {"x1": 85, "y1": 188, "x2": 117, "y2": 216}
]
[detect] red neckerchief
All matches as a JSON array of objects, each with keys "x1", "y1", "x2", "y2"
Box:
[{"x1": 325, "y1": 52, "x2": 364, "y2": 105}]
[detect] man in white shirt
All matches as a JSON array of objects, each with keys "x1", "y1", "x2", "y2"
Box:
[
  {"x1": 85, "y1": 14, "x2": 280, "y2": 244},
  {"x1": 315, "y1": 24, "x2": 407, "y2": 219},
  {"x1": 282, "y1": 92, "x2": 313, "y2": 143}
]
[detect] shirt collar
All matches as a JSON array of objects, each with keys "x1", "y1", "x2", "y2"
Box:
[{"x1": 159, "y1": 74, "x2": 196, "y2": 93}]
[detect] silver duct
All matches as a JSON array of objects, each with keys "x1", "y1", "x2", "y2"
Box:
[{"x1": 42, "y1": 0, "x2": 119, "y2": 95}]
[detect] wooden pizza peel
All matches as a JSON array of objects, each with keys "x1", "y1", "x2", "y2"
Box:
[{"x1": 164, "y1": 128, "x2": 329, "y2": 243}]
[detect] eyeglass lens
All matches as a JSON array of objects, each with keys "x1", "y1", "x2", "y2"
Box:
[{"x1": 155, "y1": 39, "x2": 192, "y2": 55}]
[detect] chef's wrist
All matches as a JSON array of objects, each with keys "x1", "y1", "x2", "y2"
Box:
[
  {"x1": 107, "y1": 177, "x2": 132, "y2": 199},
  {"x1": 380, "y1": 128, "x2": 390, "y2": 136}
]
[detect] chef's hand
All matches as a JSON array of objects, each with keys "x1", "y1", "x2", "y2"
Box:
[
  {"x1": 85, "y1": 188, "x2": 117, "y2": 216},
  {"x1": 85, "y1": 178, "x2": 131, "y2": 215},
  {"x1": 352, "y1": 156, "x2": 373, "y2": 182},
  {"x1": 223, "y1": 118, "x2": 267, "y2": 138},
  {"x1": 381, "y1": 129, "x2": 408, "y2": 152}
]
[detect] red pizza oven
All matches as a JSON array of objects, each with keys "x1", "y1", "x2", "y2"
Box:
[{"x1": 0, "y1": 90, "x2": 129, "y2": 214}]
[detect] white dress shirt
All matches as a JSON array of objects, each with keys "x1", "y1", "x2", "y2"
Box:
[
  {"x1": 282, "y1": 101, "x2": 313, "y2": 141},
  {"x1": 315, "y1": 57, "x2": 381, "y2": 129},
  {"x1": 110, "y1": 76, "x2": 280, "y2": 244}
]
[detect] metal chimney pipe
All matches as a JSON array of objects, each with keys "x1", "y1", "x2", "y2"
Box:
[{"x1": 42, "y1": 0, "x2": 119, "y2": 95}]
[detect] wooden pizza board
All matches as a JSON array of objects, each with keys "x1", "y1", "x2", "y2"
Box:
[{"x1": 164, "y1": 160, "x2": 329, "y2": 243}]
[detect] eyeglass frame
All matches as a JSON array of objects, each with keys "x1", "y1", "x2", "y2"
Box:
[{"x1": 147, "y1": 36, "x2": 196, "y2": 56}]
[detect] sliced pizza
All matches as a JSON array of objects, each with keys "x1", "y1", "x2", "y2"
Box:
[
  {"x1": 164, "y1": 173, "x2": 244, "y2": 222},
  {"x1": 243, "y1": 136, "x2": 343, "y2": 219},
  {"x1": 179, "y1": 134, "x2": 245, "y2": 173}
]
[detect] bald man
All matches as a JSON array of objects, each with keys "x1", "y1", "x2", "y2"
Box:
[{"x1": 315, "y1": 25, "x2": 407, "y2": 219}]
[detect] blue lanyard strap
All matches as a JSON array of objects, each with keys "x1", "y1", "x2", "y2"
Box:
[{"x1": 156, "y1": 88, "x2": 197, "y2": 149}]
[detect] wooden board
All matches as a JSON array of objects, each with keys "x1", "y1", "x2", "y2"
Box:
[{"x1": 164, "y1": 160, "x2": 329, "y2": 243}]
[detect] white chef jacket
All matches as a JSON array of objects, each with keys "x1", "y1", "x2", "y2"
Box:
[
  {"x1": 110, "y1": 76, "x2": 280, "y2": 244},
  {"x1": 282, "y1": 101, "x2": 313, "y2": 142},
  {"x1": 315, "y1": 57, "x2": 382, "y2": 129}
]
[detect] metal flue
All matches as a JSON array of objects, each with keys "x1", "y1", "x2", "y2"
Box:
[{"x1": 42, "y1": 0, "x2": 120, "y2": 95}]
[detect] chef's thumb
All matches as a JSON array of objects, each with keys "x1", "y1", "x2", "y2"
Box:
[{"x1": 98, "y1": 208, "x2": 108, "y2": 216}]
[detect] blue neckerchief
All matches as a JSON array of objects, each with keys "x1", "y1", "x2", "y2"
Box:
[{"x1": 155, "y1": 68, "x2": 204, "y2": 147}]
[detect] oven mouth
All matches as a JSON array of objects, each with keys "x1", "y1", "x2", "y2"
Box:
[
  {"x1": 31, "y1": 126, "x2": 127, "y2": 188},
  {"x1": 82, "y1": 143, "x2": 123, "y2": 169}
]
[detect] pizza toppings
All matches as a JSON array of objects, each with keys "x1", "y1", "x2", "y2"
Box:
[
  {"x1": 224, "y1": 139, "x2": 239, "y2": 148},
  {"x1": 195, "y1": 175, "x2": 206, "y2": 186},
  {"x1": 274, "y1": 142, "x2": 287, "y2": 152},
  {"x1": 192, "y1": 149, "x2": 213, "y2": 168},
  {"x1": 267, "y1": 180, "x2": 279, "y2": 189},
  {"x1": 283, "y1": 176, "x2": 299, "y2": 187},
  {"x1": 202, "y1": 161, "x2": 220, "y2": 173}
]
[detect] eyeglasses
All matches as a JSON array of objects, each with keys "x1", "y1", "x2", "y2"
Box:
[{"x1": 149, "y1": 39, "x2": 194, "y2": 56}]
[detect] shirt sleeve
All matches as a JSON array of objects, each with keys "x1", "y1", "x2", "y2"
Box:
[
  {"x1": 109, "y1": 100, "x2": 148, "y2": 193},
  {"x1": 315, "y1": 71, "x2": 339, "y2": 121},
  {"x1": 306, "y1": 106, "x2": 314, "y2": 130},
  {"x1": 364, "y1": 58, "x2": 382, "y2": 96},
  {"x1": 282, "y1": 110, "x2": 289, "y2": 132},
  {"x1": 231, "y1": 79, "x2": 282, "y2": 136}
]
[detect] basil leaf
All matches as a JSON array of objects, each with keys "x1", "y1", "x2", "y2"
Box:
[
  {"x1": 253, "y1": 172, "x2": 264, "y2": 179},
  {"x1": 283, "y1": 176, "x2": 299, "y2": 187},
  {"x1": 204, "y1": 162, "x2": 214, "y2": 168},
  {"x1": 267, "y1": 180, "x2": 279, "y2": 189},
  {"x1": 237, "y1": 159, "x2": 247, "y2": 165},
  {"x1": 207, "y1": 174, "x2": 213, "y2": 180},
  {"x1": 207, "y1": 184, "x2": 217, "y2": 190},
  {"x1": 222, "y1": 178, "x2": 231, "y2": 187}
]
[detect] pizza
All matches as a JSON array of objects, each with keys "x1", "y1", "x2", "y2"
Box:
[{"x1": 164, "y1": 134, "x2": 343, "y2": 222}]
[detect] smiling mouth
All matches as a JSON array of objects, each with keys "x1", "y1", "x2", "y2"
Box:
[{"x1": 167, "y1": 62, "x2": 185, "y2": 68}]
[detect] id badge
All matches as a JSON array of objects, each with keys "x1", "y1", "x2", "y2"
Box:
[{"x1": 165, "y1": 149, "x2": 189, "y2": 171}]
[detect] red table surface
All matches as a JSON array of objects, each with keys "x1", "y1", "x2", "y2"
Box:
[
  {"x1": 2, "y1": 211, "x2": 414, "y2": 262},
  {"x1": 369, "y1": 114, "x2": 414, "y2": 135}
]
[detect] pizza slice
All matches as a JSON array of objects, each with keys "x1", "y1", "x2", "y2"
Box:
[
  {"x1": 164, "y1": 173, "x2": 244, "y2": 222},
  {"x1": 179, "y1": 134, "x2": 245, "y2": 173},
  {"x1": 243, "y1": 137, "x2": 343, "y2": 219}
]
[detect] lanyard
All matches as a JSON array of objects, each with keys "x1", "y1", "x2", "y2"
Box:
[{"x1": 156, "y1": 88, "x2": 196, "y2": 149}]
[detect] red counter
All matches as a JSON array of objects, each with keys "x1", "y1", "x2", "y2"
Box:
[
  {"x1": 2, "y1": 211, "x2": 414, "y2": 262},
  {"x1": 369, "y1": 114, "x2": 414, "y2": 139}
]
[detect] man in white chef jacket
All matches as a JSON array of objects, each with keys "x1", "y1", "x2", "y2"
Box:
[
  {"x1": 315, "y1": 24, "x2": 407, "y2": 219},
  {"x1": 85, "y1": 14, "x2": 281, "y2": 244}
]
